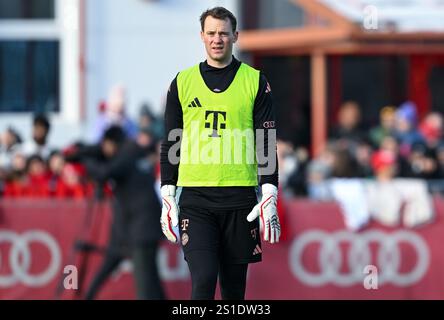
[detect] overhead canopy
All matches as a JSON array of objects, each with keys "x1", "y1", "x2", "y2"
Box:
[
  {"x1": 239, "y1": 0, "x2": 444, "y2": 55},
  {"x1": 319, "y1": 0, "x2": 444, "y2": 32}
]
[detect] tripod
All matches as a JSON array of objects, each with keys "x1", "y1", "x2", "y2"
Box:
[{"x1": 54, "y1": 183, "x2": 108, "y2": 299}]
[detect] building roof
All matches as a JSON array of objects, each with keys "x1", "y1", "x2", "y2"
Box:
[
  {"x1": 319, "y1": 0, "x2": 444, "y2": 32},
  {"x1": 239, "y1": 0, "x2": 444, "y2": 54}
]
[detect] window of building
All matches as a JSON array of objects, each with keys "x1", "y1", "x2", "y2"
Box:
[
  {"x1": 0, "y1": 0, "x2": 82, "y2": 120},
  {"x1": 241, "y1": 0, "x2": 304, "y2": 30},
  {"x1": 0, "y1": 0, "x2": 55, "y2": 19},
  {"x1": 259, "y1": 56, "x2": 311, "y2": 147},
  {"x1": 0, "y1": 40, "x2": 59, "y2": 113},
  {"x1": 430, "y1": 66, "x2": 444, "y2": 114},
  {"x1": 337, "y1": 55, "x2": 408, "y2": 127}
]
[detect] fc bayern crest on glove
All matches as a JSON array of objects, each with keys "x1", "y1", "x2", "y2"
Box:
[{"x1": 247, "y1": 184, "x2": 281, "y2": 243}]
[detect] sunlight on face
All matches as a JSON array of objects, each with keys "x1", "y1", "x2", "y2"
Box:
[{"x1": 200, "y1": 16, "x2": 238, "y2": 67}]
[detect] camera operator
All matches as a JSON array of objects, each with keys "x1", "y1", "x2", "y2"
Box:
[{"x1": 68, "y1": 125, "x2": 165, "y2": 300}]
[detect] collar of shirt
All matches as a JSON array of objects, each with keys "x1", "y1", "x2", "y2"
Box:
[{"x1": 202, "y1": 56, "x2": 240, "y2": 74}]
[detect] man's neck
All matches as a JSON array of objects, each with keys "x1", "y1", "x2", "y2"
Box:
[{"x1": 206, "y1": 55, "x2": 233, "y2": 69}]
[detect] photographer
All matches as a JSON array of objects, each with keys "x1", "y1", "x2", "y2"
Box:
[{"x1": 67, "y1": 125, "x2": 165, "y2": 300}]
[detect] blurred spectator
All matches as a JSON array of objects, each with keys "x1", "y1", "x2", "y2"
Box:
[
  {"x1": 90, "y1": 85, "x2": 138, "y2": 143},
  {"x1": 394, "y1": 101, "x2": 424, "y2": 157},
  {"x1": 329, "y1": 101, "x2": 366, "y2": 151},
  {"x1": 354, "y1": 139, "x2": 374, "y2": 177},
  {"x1": 137, "y1": 126, "x2": 162, "y2": 183},
  {"x1": 0, "y1": 127, "x2": 23, "y2": 169},
  {"x1": 367, "y1": 149, "x2": 402, "y2": 226},
  {"x1": 379, "y1": 135, "x2": 412, "y2": 177},
  {"x1": 0, "y1": 127, "x2": 23, "y2": 193},
  {"x1": 83, "y1": 126, "x2": 164, "y2": 300},
  {"x1": 307, "y1": 143, "x2": 336, "y2": 200},
  {"x1": 368, "y1": 149, "x2": 434, "y2": 227},
  {"x1": 55, "y1": 163, "x2": 87, "y2": 199},
  {"x1": 47, "y1": 150, "x2": 66, "y2": 195},
  {"x1": 287, "y1": 147, "x2": 309, "y2": 196},
  {"x1": 22, "y1": 114, "x2": 52, "y2": 159},
  {"x1": 139, "y1": 103, "x2": 156, "y2": 128},
  {"x1": 98, "y1": 100, "x2": 107, "y2": 113},
  {"x1": 404, "y1": 112, "x2": 443, "y2": 179},
  {"x1": 371, "y1": 149, "x2": 397, "y2": 182},
  {"x1": 436, "y1": 140, "x2": 444, "y2": 172},
  {"x1": 409, "y1": 147, "x2": 439, "y2": 179},
  {"x1": 369, "y1": 106, "x2": 396, "y2": 147},
  {"x1": 275, "y1": 139, "x2": 302, "y2": 240},
  {"x1": 139, "y1": 103, "x2": 163, "y2": 140},
  {"x1": 10, "y1": 153, "x2": 27, "y2": 176},
  {"x1": 48, "y1": 150, "x2": 65, "y2": 177},
  {"x1": 25, "y1": 154, "x2": 50, "y2": 197},
  {"x1": 276, "y1": 139, "x2": 297, "y2": 189},
  {"x1": 3, "y1": 153, "x2": 27, "y2": 197},
  {"x1": 331, "y1": 147, "x2": 361, "y2": 178}
]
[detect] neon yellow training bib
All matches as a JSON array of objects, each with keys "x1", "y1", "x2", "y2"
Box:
[{"x1": 176, "y1": 62, "x2": 260, "y2": 187}]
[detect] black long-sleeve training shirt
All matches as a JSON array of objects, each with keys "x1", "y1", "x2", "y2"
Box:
[{"x1": 160, "y1": 57, "x2": 278, "y2": 210}]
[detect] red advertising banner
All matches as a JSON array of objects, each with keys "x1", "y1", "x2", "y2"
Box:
[
  {"x1": 248, "y1": 198, "x2": 444, "y2": 299},
  {"x1": 0, "y1": 197, "x2": 443, "y2": 299}
]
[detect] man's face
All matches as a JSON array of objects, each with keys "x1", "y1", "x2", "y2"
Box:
[
  {"x1": 137, "y1": 132, "x2": 153, "y2": 148},
  {"x1": 33, "y1": 124, "x2": 48, "y2": 142},
  {"x1": 101, "y1": 140, "x2": 118, "y2": 158},
  {"x1": 201, "y1": 16, "x2": 238, "y2": 66},
  {"x1": 338, "y1": 105, "x2": 360, "y2": 130},
  {"x1": 4, "y1": 131, "x2": 15, "y2": 147}
]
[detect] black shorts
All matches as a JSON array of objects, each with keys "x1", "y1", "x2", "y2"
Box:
[{"x1": 178, "y1": 206, "x2": 262, "y2": 264}]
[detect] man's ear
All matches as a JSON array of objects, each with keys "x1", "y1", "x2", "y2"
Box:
[
  {"x1": 200, "y1": 31, "x2": 205, "y2": 42},
  {"x1": 233, "y1": 31, "x2": 239, "y2": 43}
]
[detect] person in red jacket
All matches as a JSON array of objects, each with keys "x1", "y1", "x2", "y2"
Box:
[
  {"x1": 3, "y1": 153, "x2": 27, "y2": 197},
  {"x1": 55, "y1": 163, "x2": 87, "y2": 199},
  {"x1": 24, "y1": 154, "x2": 50, "y2": 197}
]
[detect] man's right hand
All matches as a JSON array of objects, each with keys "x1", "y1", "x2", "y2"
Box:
[{"x1": 160, "y1": 185, "x2": 179, "y2": 243}]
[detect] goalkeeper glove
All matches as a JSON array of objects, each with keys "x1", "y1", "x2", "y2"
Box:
[
  {"x1": 160, "y1": 185, "x2": 180, "y2": 243},
  {"x1": 247, "y1": 183, "x2": 281, "y2": 243}
]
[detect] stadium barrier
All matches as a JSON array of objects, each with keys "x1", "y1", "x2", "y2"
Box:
[{"x1": 0, "y1": 197, "x2": 443, "y2": 299}]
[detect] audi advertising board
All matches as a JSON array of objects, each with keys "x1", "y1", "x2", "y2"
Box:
[{"x1": 0, "y1": 198, "x2": 443, "y2": 299}]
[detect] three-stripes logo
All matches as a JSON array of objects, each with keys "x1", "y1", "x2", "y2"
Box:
[
  {"x1": 253, "y1": 244, "x2": 262, "y2": 256},
  {"x1": 188, "y1": 97, "x2": 202, "y2": 108}
]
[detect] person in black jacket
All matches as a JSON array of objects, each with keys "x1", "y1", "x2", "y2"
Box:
[{"x1": 80, "y1": 125, "x2": 165, "y2": 300}]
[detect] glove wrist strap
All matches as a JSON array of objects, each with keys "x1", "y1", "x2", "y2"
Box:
[
  {"x1": 261, "y1": 183, "x2": 277, "y2": 197},
  {"x1": 161, "y1": 185, "x2": 176, "y2": 197}
]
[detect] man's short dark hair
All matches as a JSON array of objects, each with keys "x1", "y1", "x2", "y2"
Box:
[
  {"x1": 33, "y1": 114, "x2": 50, "y2": 131},
  {"x1": 103, "y1": 125, "x2": 126, "y2": 145},
  {"x1": 200, "y1": 7, "x2": 237, "y2": 33}
]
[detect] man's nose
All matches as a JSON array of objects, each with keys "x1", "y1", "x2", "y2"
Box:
[{"x1": 213, "y1": 34, "x2": 223, "y2": 42}]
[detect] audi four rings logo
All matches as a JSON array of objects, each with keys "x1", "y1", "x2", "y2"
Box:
[
  {"x1": 289, "y1": 230, "x2": 430, "y2": 287},
  {"x1": 263, "y1": 121, "x2": 275, "y2": 129},
  {"x1": 0, "y1": 230, "x2": 61, "y2": 287}
]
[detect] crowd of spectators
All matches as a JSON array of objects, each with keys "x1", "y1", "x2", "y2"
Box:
[
  {"x1": 0, "y1": 85, "x2": 163, "y2": 199},
  {"x1": 2, "y1": 87, "x2": 443, "y2": 205},
  {"x1": 279, "y1": 100, "x2": 444, "y2": 198}
]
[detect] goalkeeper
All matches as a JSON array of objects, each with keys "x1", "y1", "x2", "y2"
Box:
[{"x1": 160, "y1": 7, "x2": 280, "y2": 300}]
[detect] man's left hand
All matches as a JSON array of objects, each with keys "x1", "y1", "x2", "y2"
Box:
[{"x1": 247, "y1": 184, "x2": 281, "y2": 244}]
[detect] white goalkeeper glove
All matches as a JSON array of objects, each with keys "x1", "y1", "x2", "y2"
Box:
[
  {"x1": 160, "y1": 185, "x2": 180, "y2": 243},
  {"x1": 247, "y1": 184, "x2": 281, "y2": 244}
]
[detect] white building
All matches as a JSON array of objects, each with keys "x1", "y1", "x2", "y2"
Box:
[{"x1": 0, "y1": 0, "x2": 237, "y2": 147}]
